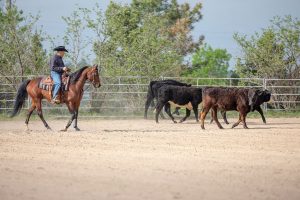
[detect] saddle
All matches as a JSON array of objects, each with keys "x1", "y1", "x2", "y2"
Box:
[{"x1": 38, "y1": 73, "x2": 70, "y2": 101}]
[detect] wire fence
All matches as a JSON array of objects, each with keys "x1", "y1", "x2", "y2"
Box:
[{"x1": 0, "y1": 75, "x2": 299, "y2": 118}]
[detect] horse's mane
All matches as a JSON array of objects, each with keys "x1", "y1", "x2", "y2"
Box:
[{"x1": 69, "y1": 66, "x2": 89, "y2": 84}]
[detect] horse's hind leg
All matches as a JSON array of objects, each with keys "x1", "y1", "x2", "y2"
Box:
[
  {"x1": 36, "y1": 99, "x2": 51, "y2": 130},
  {"x1": 25, "y1": 104, "x2": 36, "y2": 131}
]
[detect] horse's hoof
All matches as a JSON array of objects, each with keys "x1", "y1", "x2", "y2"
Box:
[
  {"x1": 60, "y1": 129, "x2": 67, "y2": 132},
  {"x1": 24, "y1": 124, "x2": 30, "y2": 132},
  {"x1": 74, "y1": 127, "x2": 80, "y2": 131},
  {"x1": 173, "y1": 121, "x2": 177, "y2": 124},
  {"x1": 46, "y1": 126, "x2": 52, "y2": 131}
]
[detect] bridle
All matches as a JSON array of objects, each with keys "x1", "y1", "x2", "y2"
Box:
[{"x1": 87, "y1": 67, "x2": 100, "y2": 87}]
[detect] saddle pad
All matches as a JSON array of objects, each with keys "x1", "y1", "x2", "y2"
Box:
[{"x1": 38, "y1": 76, "x2": 70, "y2": 91}]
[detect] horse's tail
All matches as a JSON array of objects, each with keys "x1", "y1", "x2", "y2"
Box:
[{"x1": 10, "y1": 80, "x2": 31, "y2": 117}]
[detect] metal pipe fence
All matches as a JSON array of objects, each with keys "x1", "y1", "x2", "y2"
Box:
[{"x1": 0, "y1": 76, "x2": 299, "y2": 118}]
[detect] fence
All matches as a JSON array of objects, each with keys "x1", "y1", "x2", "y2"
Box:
[{"x1": 0, "y1": 75, "x2": 300, "y2": 118}]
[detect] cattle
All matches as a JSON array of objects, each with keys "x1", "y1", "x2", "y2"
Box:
[
  {"x1": 144, "y1": 79, "x2": 191, "y2": 119},
  {"x1": 155, "y1": 85, "x2": 202, "y2": 123},
  {"x1": 200, "y1": 87, "x2": 271, "y2": 129}
]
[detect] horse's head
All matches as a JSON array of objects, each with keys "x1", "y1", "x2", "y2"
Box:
[{"x1": 87, "y1": 64, "x2": 101, "y2": 88}]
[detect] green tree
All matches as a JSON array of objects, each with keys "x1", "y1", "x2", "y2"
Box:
[
  {"x1": 233, "y1": 15, "x2": 300, "y2": 79},
  {"x1": 0, "y1": 2, "x2": 47, "y2": 83},
  {"x1": 183, "y1": 44, "x2": 231, "y2": 78},
  {"x1": 62, "y1": 8, "x2": 90, "y2": 69},
  {"x1": 85, "y1": 0, "x2": 203, "y2": 77}
]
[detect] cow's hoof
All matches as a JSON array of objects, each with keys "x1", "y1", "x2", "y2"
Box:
[{"x1": 74, "y1": 127, "x2": 80, "y2": 131}]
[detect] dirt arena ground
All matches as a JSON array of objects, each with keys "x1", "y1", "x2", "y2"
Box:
[{"x1": 0, "y1": 118, "x2": 300, "y2": 200}]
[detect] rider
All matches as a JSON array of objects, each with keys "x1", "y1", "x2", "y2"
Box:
[{"x1": 50, "y1": 46, "x2": 69, "y2": 104}]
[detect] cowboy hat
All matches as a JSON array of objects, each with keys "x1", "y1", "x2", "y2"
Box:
[{"x1": 53, "y1": 46, "x2": 68, "y2": 52}]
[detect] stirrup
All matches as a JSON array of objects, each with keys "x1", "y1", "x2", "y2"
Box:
[{"x1": 51, "y1": 98, "x2": 60, "y2": 104}]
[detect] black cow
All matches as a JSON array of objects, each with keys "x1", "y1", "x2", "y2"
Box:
[
  {"x1": 200, "y1": 87, "x2": 271, "y2": 129},
  {"x1": 144, "y1": 80, "x2": 191, "y2": 119},
  {"x1": 155, "y1": 85, "x2": 202, "y2": 123}
]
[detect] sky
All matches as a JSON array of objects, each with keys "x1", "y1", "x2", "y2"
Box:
[{"x1": 10, "y1": 0, "x2": 300, "y2": 66}]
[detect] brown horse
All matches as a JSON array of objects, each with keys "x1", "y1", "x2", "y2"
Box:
[{"x1": 11, "y1": 65, "x2": 101, "y2": 131}]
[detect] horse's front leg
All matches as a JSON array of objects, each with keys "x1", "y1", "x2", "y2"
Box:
[
  {"x1": 61, "y1": 102, "x2": 75, "y2": 132},
  {"x1": 73, "y1": 108, "x2": 80, "y2": 131}
]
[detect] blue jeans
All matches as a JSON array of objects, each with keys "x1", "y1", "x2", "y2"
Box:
[{"x1": 51, "y1": 71, "x2": 61, "y2": 99}]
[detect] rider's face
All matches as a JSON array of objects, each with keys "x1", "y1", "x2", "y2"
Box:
[{"x1": 57, "y1": 51, "x2": 65, "y2": 57}]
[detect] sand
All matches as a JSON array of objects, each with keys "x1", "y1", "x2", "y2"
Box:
[{"x1": 0, "y1": 118, "x2": 300, "y2": 200}]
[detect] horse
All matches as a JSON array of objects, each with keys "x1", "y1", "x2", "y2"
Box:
[{"x1": 10, "y1": 65, "x2": 101, "y2": 131}]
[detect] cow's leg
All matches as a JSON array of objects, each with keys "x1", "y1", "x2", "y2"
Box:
[
  {"x1": 172, "y1": 107, "x2": 180, "y2": 115},
  {"x1": 160, "y1": 109, "x2": 166, "y2": 119},
  {"x1": 256, "y1": 106, "x2": 266, "y2": 124},
  {"x1": 241, "y1": 112, "x2": 249, "y2": 129},
  {"x1": 36, "y1": 98, "x2": 51, "y2": 130},
  {"x1": 155, "y1": 103, "x2": 164, "y2": 123},
  {"x1": 25, "y1": 103, "x2": 36, "y2": 131},
  {"x1": 179, "y1": 109, "x2": 191, "y2": 123},
  {"x1": 221, "y1": 111, "x2": 229, "y2": 124},
  {"x1": 212, "y1": 107, "x2": 223, "y2": 129},
  {"x1": 200, "y1": 107, "x2": 210, "y2": 130},
  {"x1": 164, "y1": 103, "x2": 177, "y2": 123},
  {"x1": 209, "y1": 110, "x2": 214, "y2": 124},
  {"x1": 232, "y1": 114, "x2": 242, "y2": 129},
  {"x1": 192, "y1": 103, "x2": 199, "y2": 122}
]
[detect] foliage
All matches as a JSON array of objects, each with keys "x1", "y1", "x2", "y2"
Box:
[
  {"x1": 182, "y1": 44, "x2": 231, "y2": 78},
  {"x1": 0, "y1": 4, "x2": 47, "y2": 83},
  {"x1": 234, "y1": 15, "x2": 300, "y2": 79},
  {"x1": 62, "y1": 8, "x2": 90, "y2": 69},
  {"x1": 84, "y1": 0, "x2": 203, "y2": 78}
]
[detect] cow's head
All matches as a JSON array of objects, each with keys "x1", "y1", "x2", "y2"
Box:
[{"x1": 248, "y1": 89, "x2": 271, "y2": 111}]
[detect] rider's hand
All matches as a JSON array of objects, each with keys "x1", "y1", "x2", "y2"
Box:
[{"x1": 63, "y1": 67, "x2": 69, "y2": 72}]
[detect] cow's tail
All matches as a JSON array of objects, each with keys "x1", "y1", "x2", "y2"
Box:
[
  {"x1": 149, "y1": 81, "x2": 157, "y2": 98},
  {"x1": 10, "y1": 80, "x2": 30, "y2": 117}
]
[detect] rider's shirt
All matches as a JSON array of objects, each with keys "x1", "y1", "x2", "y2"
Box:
[{"x1": 49, "y1": 55, "x2": 65, "y2": 74}]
